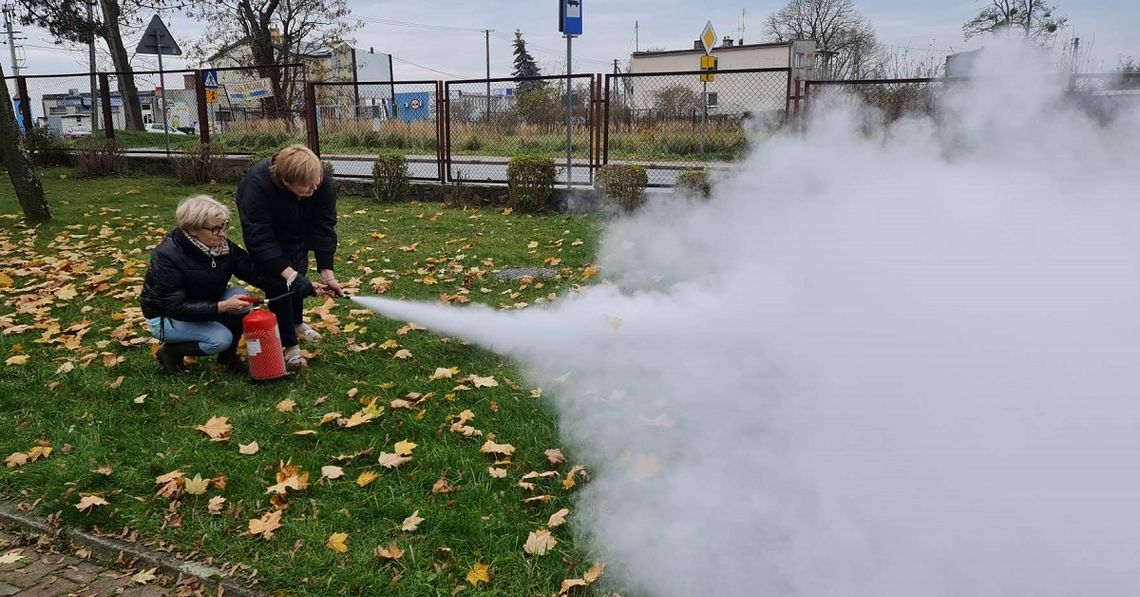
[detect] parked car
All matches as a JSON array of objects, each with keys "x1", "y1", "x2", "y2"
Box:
[
  {"x1": 176, "y1": 126, "x2": 197, "y2": 135},
  {"x1": 62, "y1": 124, "x2": 91, "y2": 139},
  {"x1": 144, "y1": 123, "x2": 188, "y2": 135}
]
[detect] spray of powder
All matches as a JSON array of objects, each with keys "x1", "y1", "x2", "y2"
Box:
[{"x1": 355, "y1": 45, "x2": 1140, "y2": 596}]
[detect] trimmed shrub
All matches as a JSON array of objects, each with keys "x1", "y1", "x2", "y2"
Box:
[
  {"x1": 676, "y1": 168, "x2": 711, "y2": 199},
  {"x1": 173, "y1": 143, "x2": 222, "y2": 184},
  {"x1": 73, "y1": 138, "x2": 125, "y2": 177},
  {"x1": 596, "y1": 164, "x2": 649, "y2": 212},
  {"x1": 506, "y1": 154, "x2": 556, "y2": 212},
  {"x1": 372, "y1": 152, "x2": 410, "y2": 203}
]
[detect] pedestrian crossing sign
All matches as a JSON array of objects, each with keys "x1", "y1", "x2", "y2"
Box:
[
  {"x1": 203, "y1": 70, "x2": 219, "y2": 89},
  {"x1": 205, "y1": 89, "x2": 219, "y2": 104}
]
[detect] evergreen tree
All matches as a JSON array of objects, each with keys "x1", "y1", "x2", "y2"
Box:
[{"x1": 512, "y1": 30, "x2": 545, "y2": 95}]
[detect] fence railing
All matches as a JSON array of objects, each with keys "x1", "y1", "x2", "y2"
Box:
[{"x1": 12, "y1": 66, "x2": 1136, "y2": 187}]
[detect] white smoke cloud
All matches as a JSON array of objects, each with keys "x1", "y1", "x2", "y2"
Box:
[{"x1": 356, "y1": 43, "x2": 1140, "y2": 596}]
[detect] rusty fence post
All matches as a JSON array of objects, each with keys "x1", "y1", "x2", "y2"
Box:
[
  {"x1": 304, "y1": 82, "x2": 320, "y2": 156},
  {"x1": 194, "y1": 69, "x2": 210, "y2": 145}
]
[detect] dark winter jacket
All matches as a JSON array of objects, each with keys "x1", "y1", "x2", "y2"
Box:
[
  {"x1": 235, "y1": 157, "x2": 337, "y2": 276},
  {"x1": 140, "y1": 229, "x2": 284, "y2": 321}
]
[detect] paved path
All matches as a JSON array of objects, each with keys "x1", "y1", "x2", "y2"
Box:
[{"x1": 0, "y1": 524, "x2": 190, "y2": 596}]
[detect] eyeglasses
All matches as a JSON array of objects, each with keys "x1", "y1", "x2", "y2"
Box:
[{"x1": 204, "y1": 220, "x2": 230, "y2": 234}]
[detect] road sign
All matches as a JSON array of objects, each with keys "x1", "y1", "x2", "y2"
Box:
[
  {"x1": 203, "y1": 70, "x2": 219, "y2": 89},
  {"x1": 700, "y1": 55, "x2": 717, "y2": 69},
  {"x1": 700, "y1": 21, "x2": 716, "y2": 55},
  {"x1": 135, "y1": 15, "x2": 181, "y2": 56},
  {"x1": 560, "y1": 0, "x2": 582, "y2": 36},
  {"x1": 700, "y1": 72, "x2": 715, "y2": 82},
  {"x1": 205, "y1": 89, "x2": 219, "y2": 104}
]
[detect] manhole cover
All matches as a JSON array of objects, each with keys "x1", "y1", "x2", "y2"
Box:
[{"x1": 496, "y1": 267, "x2": 558, "y2": 280}]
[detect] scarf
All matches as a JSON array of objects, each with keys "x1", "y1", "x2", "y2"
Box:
[{"x1": 182, "y1": 229, "x2": 230, "y2": 259}]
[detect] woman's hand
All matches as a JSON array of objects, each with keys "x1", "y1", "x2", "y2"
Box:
[
  {"x1": 319, "y1": 269, "x2": 345, "y2": 297},
  {"x1": 218, "y1": 295, "x2": 250, "y2": 314}
]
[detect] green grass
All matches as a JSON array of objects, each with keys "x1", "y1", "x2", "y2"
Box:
[{"x1": 0, "y1": 168, "x2": 605, "y2": 594}]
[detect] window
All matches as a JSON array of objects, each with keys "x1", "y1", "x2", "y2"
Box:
[
  {"x1": 705, "y1": 92, "x2": 718, "y2": 107},
  {"x1": 48, "y1": 107, "x2": 68, "y2": 115}
]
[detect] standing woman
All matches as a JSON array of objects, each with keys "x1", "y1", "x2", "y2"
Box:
[
  {"x1": 141, "y1": 195, "x2": 285, "y2": 374},
  {"x1": 236, "y1": 144, "x2": 343, "y2": 369}
]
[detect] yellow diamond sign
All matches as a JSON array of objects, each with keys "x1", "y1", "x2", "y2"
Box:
[{"x1": 700, "y1": 21, "x2": 717, "y2": 55}]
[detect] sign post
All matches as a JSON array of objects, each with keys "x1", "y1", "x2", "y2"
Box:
[
  {"x1": 136, "y1": 15, "x2": 182, "y2": 156},
  {"x1": 560, "y1": 0, "x2": 582, "y2": 188},
  {"x1": 698, "y1": 21, "x2": 717, "y2": 155}
]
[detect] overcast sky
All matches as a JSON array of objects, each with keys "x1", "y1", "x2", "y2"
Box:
[{"x1": 7, "y1": 1, "x2": 1137, "y2": 80}]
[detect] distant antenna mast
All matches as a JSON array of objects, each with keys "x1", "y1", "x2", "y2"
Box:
[
  {"x1": 739, "y1": 8, "x2": 746, "y2": 44},
  {"x1": 635, "y1": 20, "x2": 639, "y2": 52}
]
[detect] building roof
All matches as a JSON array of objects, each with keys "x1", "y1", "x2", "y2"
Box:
[{"x1": 632, "y1": 41, "x2": 793, "y2": 58}]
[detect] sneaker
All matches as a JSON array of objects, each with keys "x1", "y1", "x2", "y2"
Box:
[
  {"x1": 295, "y1": 324, "x2": 322, "y2": 343},
  {"x1": 284, "y1": 345, "x2": 308, "y2": 369}
]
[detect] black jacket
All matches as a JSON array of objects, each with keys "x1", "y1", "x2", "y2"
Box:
[
  {"x1": 235, "y1": 158, "x2": 337, "y2": 276},
  {"x1": 140, "y1": 229, "x2": 283, "y2": 321}
]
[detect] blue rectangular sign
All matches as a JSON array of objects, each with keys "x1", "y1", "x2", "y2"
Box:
[{"x1": 560, "y1": 0, "x2": 582, "y2": 36}]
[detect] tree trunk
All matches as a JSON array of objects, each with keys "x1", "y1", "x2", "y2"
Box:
[
  {"x1": 0, "y1": 64, "x2": 51, "y2": 223},
  {"x1": 99, "y1": 0, "x2": 144, "y2": 130}
]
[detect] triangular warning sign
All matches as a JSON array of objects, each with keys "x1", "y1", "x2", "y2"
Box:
[
  {"x1": 203, "y1": 71, "x2": 218, "y2": 88},
  {"x1": 135, "y1": 15, "x2": 181, "y2": 56}
]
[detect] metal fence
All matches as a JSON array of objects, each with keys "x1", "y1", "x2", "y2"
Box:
[
  {"x1": 312, "y1": 80, "x2": 443, "y2": 180},
  {"x1": 605, "y1": 68, "x2": 791, "y2": 187},
  {"x1": 802, "y1": 77, "x2": 958, "y2": 126},
  {"x1": 5, "y1": 63, "x2": 305, "y2": 156},
  {"x1": 443, "y1": 74, "x2": 598, "y2": 185}
]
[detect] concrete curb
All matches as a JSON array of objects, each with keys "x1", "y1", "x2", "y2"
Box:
[{"x1": 0, "y1": 500, "x2": 265, "y2": 597}]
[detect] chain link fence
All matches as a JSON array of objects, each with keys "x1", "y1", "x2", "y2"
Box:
[
  {"x1": 604, "y1": 68, "x2": 790, "y2": 186},
  {"x1": 313, "y1": 80, "x2": 442, "y2": 179},
  {"x1": 1067, "y1": 73, "x2": 1140, "y2": 123},
  {"x1": 803, "y1": 78, "x2": 958, "y2": 130},
  {"x1": 208, "y1": 64, "x2": 307, "y2": 155},
  {"x1": 444, "y1": 74, "x2": 597, "y2": 185}
]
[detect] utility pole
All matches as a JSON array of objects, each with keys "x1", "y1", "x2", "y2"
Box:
[
  {"x1": 634, "y1": 20, "x2": 639, "y2": 52},
  {"x1": 87, "y1": 0, "x2": 99, "y2": 132},
  {"x1": 1071, "y1": 37, "x2": 1080, "y2": 74},
  {"x1": 483, "y1": 29, "x2": 493, "y2": 122},
  {"x1": 3, "y1": 4, "x2": 22, "y2": 77},
  {"x1": 612, "y1": 58, "x2": 619, "y2": 102}
]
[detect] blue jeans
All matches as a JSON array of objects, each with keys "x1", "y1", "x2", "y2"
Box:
[{"x1": 146, "y1": 287, "x2": 250, "y2": 355}]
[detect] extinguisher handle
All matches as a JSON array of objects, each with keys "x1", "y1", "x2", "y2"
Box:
[{"x1": 238, "y1": 295, "x2": 263, "y2": 305}]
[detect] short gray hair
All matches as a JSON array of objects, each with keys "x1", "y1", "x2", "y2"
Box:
[{"x1": 174, "y1": 195, "x2": 230, "y2": 231}]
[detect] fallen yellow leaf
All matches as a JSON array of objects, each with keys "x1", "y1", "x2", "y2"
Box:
[
  {"x1": 4, "y1": 355, "x2": 28, "y2": 366},
  {"x1": 75, "y1": 495, "x2": 108, "y2": 513},
  {"x1": 196, "y1": 416, "x2": 232, "y2": 442},
  {"x1": 207, "y1": 496, "x2": 226, "y2": 514},
  {"x1": 0, "y1": 550, "x2": 25, "y2": 565},
  {"x1": 131, "y1": 567, "x2": 158, "y2": 584},
  {"x1": 183, "y1": 474, "x2": 210, "y2": 496},
  {"x1": 393, "y1": 440, "x2": 417, "y2": 456},
  {"x1": 429, "y1": 366, "x2": 459, "y2": 381},
  {"x1": 356, "y1": 470, "x2": 379, "y2": 487},
  {"x1": 321, "y1": 465, "x2": 344, "y2": 480},
  {"x1": 374, "y1": 542, "x2": 404, "y2": 560},
  {"x1": 466, "y1": 561, "x2": 491, "y2": 586},
  {"x1": 548, "y1": 508, "x2": 571, "y2": 528},
  {"x1": 326, "y1": 532, "x2": 349, "y2": 553},
  {"x1": 480, "y1": 440, "x2": 516, "y2": 457},
  {"x1": 238, "y1": 441, "x2": 260, "y2": 455},
  {"x1": 276, "y1": 398, "x2": 296, "y2": 412},
  {"x1": 248, "y1": 510, "x2": 282, "y2": 540},
  {"x1": 378, "y1": 452, "x2": 412, "y2": 469}
]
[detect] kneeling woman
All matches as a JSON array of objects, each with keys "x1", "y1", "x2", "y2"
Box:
[{"x1": 140, "y1": 195, "x2": 297, "y2": 373}]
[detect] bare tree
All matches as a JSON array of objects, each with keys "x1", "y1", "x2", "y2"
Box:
[
  {"x1": 0, "y1": 62, "x2": 50, "y2": 223},
  {"x1": 186, "y1": 0, "x2": 359, "y2": 120},
  {"x1": 15, "y1": 0, "x2": 171, "y2": 130},
  {"x1": 763, "y1": 0, "x2": 882, "y2": 79},
  {"x1": 962, "y1": 0, "x2": 1067, "y2": 42}
]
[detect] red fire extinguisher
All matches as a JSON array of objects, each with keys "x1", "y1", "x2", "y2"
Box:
[{"x1": 238, "y1": 295, "x2": 288, "y2": 382}]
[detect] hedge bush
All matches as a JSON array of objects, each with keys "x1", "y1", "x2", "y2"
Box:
[
  {"x1": 676, "y1": 168, "x2": 711, "y2": 199},
  {"x1": 596, "y1": 164, "x2": 649, "y2": 212},
  {"x1": 506, "y1": 154, "x2": 556, "y2": 212},
  {"x1": 372, "y1": 152, "x2": 411, "y2": 203},
  {"x1": 24, "y1": 127, "x2": 68, "y2": 167},
  {"x1": 73, "y1": 138, "x2": 125, "y2": 178},
  {"x1": 173, "y1": 143, "x2": 222, "y2": 184}
]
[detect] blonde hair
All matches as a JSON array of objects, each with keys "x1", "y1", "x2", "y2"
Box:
[
  {"x1": 270, "y1": 144, "x2": 322, "y2": 186},
  {"x1": 175, "y1": 195, "x2": 230, "y2": 231}
]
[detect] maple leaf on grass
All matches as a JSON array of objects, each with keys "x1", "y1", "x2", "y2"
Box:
[
  {"x1": 584, "y1": 561, "x2": 607, "y2": 583},
  {"x1": 548, "y1": 508, "x2": 571, "y2": 528},
  {"x1": 238, "y1": 442, "x2": 259, "y2": 455},
  {"x1": 480, "y1": 440, "x2": 516, "y2": 457},
  {"x1": 321, "y1": 465, "x2": 344, "y2": 480},
  {"x1": 488, "y1": 467, "x2": 508, "y2": 478},
  {"x1": 401, "y1": 510, "x2": 424, "y2": 532},
  {"x1": 431, "y1": 479, "x2": 454, "y2": 493},
  {"x1": 4, "y1": 355, "x2": 28, "y2": 366},
  {"x1": 466, "y1": 561, "x2": 491, "y2": 586},
  {"x1": 378, "y1": 452, "x2": 412, "y2": 469},
  {"x1": 196, "y1": 416, "x2": 232, "y2": 442},
  {"x1": 183, "y1": 474, "x2": 210, "y2": 496},
  {"x1": 75, "y1": 495, "x2": 108, "y2": 513},
  {"x1": 374, "y1": 542, "x2": 404, "y2": 560},
  {"x1": 4, "y1": 453, "x2": 28, "y2": 468},
  {"x1": 343, "y1": 409, "x2": 373, "y2": 428},
  {"x1": 523, "y1": 529, "x2": 557, "y2": 556},
  {"x1": 248, "y1": 510, "x2": 283, "y2": 540},
  {"x1": 429, "y1": 366, "x2": 459, "y2": 381},
  {"x1": 207, "y1": 496, "x2": 226, "y2": 515},
  {"x1": 467, "y1": 374, "x2": 498, "y2": 388},
  {"x1": 326, "y1": 532, "x2": 349, "y2": 553},
  {"x1": 276, "y1": 398, "x2": 296, "y2": 413},
  {"x1": 131, "y1": 567, "x2": 158, "y2": 585},
  {"x1": 393, "y1": 440, "x2": 417, "y2": 456},
  {"x1": 545, "y1": 448, "x2": 566, "y2": 466}
]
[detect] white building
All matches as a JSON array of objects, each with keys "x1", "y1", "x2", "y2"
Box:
[{"x1": 627, "y1": 38, "x2": 816, "y2": 118}]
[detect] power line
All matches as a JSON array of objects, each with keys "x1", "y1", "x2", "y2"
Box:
[
  {"x1": 358, "y1": 16, "x2": 486, "y2": 34},
  {"x1": 391, "y1": 55, "x2": 464, "y2": 79}
]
